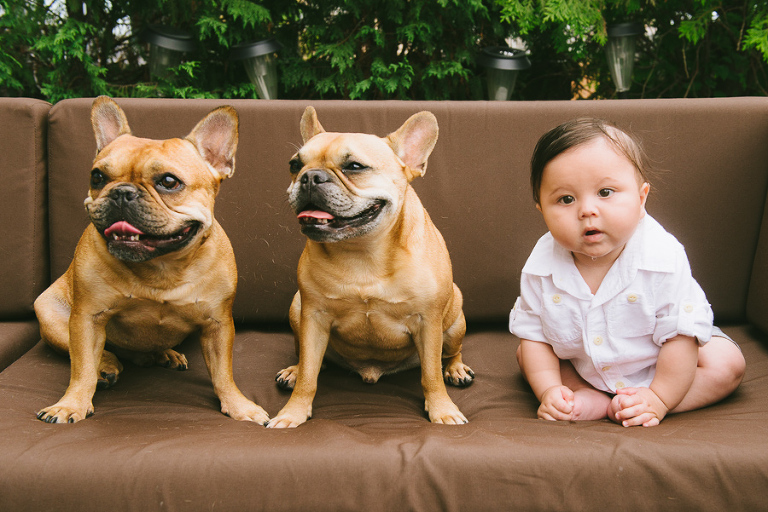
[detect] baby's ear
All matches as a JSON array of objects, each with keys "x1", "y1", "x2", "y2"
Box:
[{"x1": 640, "y1": 182, "x2": 650, "y2": 207}]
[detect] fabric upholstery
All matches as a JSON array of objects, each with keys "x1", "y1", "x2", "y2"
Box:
[
  {"x1": 46, "y1": 98, "x2": 768, "y2": 324},
  {"x1": 0, "y1": 98, "x2": 50, "y2": 318},
  {"x1": 0, "y1": 97, "x2": 766, "y2": 511}
]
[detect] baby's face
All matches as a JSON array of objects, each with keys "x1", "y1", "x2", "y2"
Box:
[{"x1": 536, "y1": 137, "x2": 650, "y2": 268}]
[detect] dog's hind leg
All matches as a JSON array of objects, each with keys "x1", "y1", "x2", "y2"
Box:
[
  {"x1": 441, "y1": 305, "x2": 474, "y2": 387},
  {"x1": 97, "y1": 350, "x2": 124, "y2": 389},
  {"x1": 34, "y1": 275, "x2": 73, "y2": 356}
]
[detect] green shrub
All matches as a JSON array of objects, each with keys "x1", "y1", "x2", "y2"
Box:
[{"x1": 1, "y1": 0, "x2": 766, "y2": 102}]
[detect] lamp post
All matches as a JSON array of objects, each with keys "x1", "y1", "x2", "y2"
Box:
[
  {"x1": 140, "y1": 25, "x2": 196, "y2": 80},
  {"x1": 606, "y1": 22, "x2": 643, "y2": 99},
  {"x1": 230, "y1": 39, "x2": 283, "y2": 100},
  {"x1": 478, "y1": 46, "x2": 531, "y2": 101}
]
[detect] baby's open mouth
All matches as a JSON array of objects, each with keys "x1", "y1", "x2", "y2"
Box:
[{"x1": 583, "y1": 228, "x2": 604, "y2": 240}]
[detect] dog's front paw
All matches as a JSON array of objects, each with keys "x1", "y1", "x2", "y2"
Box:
[
  {"x1": 220, "y1": 396, "x2": 270, "y2": 425},
  {"x1": 444, "y1": 361, "x2": 475, "y2": 387},
  {"x1": 425, "y1": 396, "x2": 468, "y2": 425},
  {"x1": 36, "y1": 401, "x2": 94, "y2": 424},
  {"x1": 275, "y1": 365, "x2": 298, "y2": 390},
  {"x1": 266, "y1": 403, "x2": 312, "y2": 429}
]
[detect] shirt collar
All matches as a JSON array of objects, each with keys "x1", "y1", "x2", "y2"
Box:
[{"x1": 522, "y1": 214, "x2": 677, "y2": 298}]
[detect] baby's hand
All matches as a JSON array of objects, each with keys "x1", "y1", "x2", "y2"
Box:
[
  {"x1": 538, "y1": 386, "x2": 576, "y2": 421},
  {"x1": 611, "y1": 387, "x2": 669, "y2": 427}
]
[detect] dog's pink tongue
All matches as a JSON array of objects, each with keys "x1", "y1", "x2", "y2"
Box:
[
  {"x1": 104, "y1": 221, "x2": 144, "y2": 237},
  {"x1": 297, "y1": 210, "x2": 335, "y2": 220}
]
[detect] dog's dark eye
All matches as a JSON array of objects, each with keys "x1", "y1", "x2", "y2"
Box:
[
  {"x1": 156, "y1": 173, "x2": 184, "y2": 192},
  {"x1": 90, "y1": 170, "x2": 107, "y2": 189},
  {"x1": 343, "y1": 161, "x2": 367, "y2": 173},
  {"x1": 289, "y1": 159, "x2": 303, "y2": 174}
]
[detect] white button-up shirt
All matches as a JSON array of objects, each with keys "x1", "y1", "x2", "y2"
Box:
[{"x1": 509, "y1": 215, "x2": 713, "y2": 393}]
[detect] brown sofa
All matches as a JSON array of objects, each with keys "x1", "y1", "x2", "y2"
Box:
[{"x1": 1, "y1": 96, "x2": 767, "y2": 511}]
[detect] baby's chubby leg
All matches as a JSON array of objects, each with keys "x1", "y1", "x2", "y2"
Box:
[
  {"x1": 608, "y1": 389, "x2": 664, "y2": 427},
  {"x1": 673, "y1": 335, "x2": 745, "y2": 413},
  {"x1": 559, "y1": 360, "x2": 612, "y2": 421},
  {"x1": 610, "y1": 335, "x2": 745, "y2": 427},
  {"x1": 517, "y1": 342, "x2": 611, "y2": 421}
]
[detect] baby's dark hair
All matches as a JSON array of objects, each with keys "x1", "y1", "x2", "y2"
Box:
[{"x1": 530, "y1": 118, "x2": 652, "y2": 204}]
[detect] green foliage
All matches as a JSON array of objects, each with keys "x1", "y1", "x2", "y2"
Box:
[
  {"x1": 279, "y1": 0, "x2": 498, "y2": 100},
  {"x1": 1, "y1": 0, "x2": 767, "y2": 101},
  {"x1": 497, "y1": 0, "x2": 768, "y2": 98},
  {"x1": 628, "y1": 1, "x2": 768, "y2": 97}
]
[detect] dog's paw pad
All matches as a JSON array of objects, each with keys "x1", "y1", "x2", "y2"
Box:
[
  {"x1": 426, "y1": 401, "x2": 468, "y2": 425},
  {"x1": 222, "y1": 400, "x2": 270, "y2": 425},
  {"x1": 36, "y1": 411, "x2": 56, "y2": 423},
  {"x1": 97, "y1": 371, "x2": 119, "y2": 389},
  {"x1": 36, "y1": 405, "x2": 94, "y2": 424},
  {"x1": 155, "y1": 349, "x2": 188, "y2": 370},
  {"x1": 275, "y1": 366, "x2": 298, "y2": 390},
  {"x1": 444, "y1": 365, "x2": 475, "y2": 387}
]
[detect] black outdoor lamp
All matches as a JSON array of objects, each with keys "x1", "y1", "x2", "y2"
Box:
[
  {"x1": 478, "y1": 46, "x2": 531, "y2": 101},
  {"x1": 140, "y1": 25, "x2": 196, "y2": 80},
  {"x1": 230, "y1": 39, "x2": 283, "y2": 100},
  {"x1": 606, "y1": 22, "x2": 643, "y2": 98}
]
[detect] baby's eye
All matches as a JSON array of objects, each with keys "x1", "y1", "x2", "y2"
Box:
[
  {"x1": 598, "y1": 188, "x2": 614, "y2": 198},
  {"x1": 558, "y1": 195, "x2": 575, "y2": 205}
]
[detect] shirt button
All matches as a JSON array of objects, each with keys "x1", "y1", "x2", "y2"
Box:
[
  {"x1": 684, "y1": 304, "x2": 694, "y2": 313},
  {"x1": 552, "y1": 294, "x2": 562, "y2": 304},
  {"x1": 593, "y1": 336, "x2": 603, "y2": 345},
  {"x1": 616, "y1": 381, "x2": 625, "y2": 389},
  {"x1": 627, "y1": 293, "x2": 638, "y2": 303},
  {"x1": 602, "y1": 366, "x2": 611, "y2": 372}
]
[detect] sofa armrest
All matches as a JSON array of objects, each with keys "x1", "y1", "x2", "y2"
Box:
[
  {"x1": 748, "y1": 191, "x2": 768, "y2": 334},
  {"x1": 0, "y1": 98, "x2": 51, "y2": 319}
]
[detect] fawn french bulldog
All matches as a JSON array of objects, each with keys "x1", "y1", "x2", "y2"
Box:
[
  {"x1": 35, "y1": 96, "x2": 268, "y2": 425},
  {"x1": 268, "y1": 107, "x2": 473, "y2": 428}
]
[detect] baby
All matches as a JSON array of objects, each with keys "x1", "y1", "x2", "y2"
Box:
[{"x1": 509, "y1": 118, "x2": 746, "y2": 427}]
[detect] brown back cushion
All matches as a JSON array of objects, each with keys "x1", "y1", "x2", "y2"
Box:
[
  {"x1": 46, "y1": 98, "x2": 768, "y2": 324},
  {"x1": 0, "y1": 98, "x2": 51, "y2": 319}
]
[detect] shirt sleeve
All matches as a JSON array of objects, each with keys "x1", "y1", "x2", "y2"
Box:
[
  {"x1": 652, "y1": 248, "x2": 713, "y2": 346},
  {"x1": 509, "y1": 273, "x2": 547, "y2": 342}
]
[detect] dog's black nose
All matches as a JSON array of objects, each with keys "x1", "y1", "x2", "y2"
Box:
[
  {"x1": 109, "y1": 184, "x2": 139, "y2": 205},
  {"x1": 300, "y1": 169, "x2": 332, "y2": 187}
]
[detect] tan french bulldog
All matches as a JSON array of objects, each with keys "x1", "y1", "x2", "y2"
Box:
[
  {"x1": 268, "y1": 107, "x2": 473, "y2": 428},
  {"x1": 34, "y1": 96, "x2": 269, "y2": 425}
]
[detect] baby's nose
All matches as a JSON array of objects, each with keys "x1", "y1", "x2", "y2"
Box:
[{"x1": 579, "y1": 200, "x2": 598, "y2": 217}]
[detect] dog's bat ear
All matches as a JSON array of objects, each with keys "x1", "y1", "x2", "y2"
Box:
[
  {"x1": 300, "y1": 106, "x2": 325, "y2": 143},
  {"x1": 186, "y1": 106, "x2": 239, "y2": 180},
  {"x1": 387, "y1": 111, "x2": 438, "y2": 181},
  {"x1": 91, "y1": 96, "x2": 131, "y2": 153}
]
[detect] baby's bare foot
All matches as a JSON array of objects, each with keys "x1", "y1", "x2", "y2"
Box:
[
  {"x1": 571, "y1": 388, "x2": 611, "y2": 421},
  {"x1": 608, "y1": 396, "x2": 623, "y2": 424}
]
